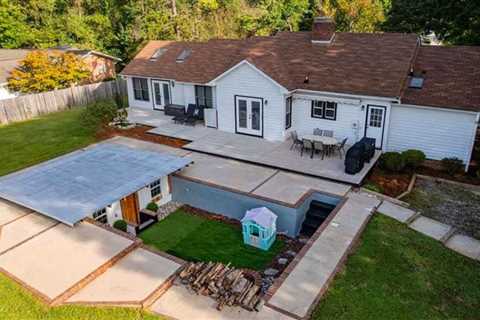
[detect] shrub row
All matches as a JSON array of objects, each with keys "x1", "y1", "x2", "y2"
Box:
[
  {"x1": 379, "y1": 149, "x2": 426, "y2": 173},
  {"x1": 379, "y1": 150, "x2": 465, "y2": 175}
]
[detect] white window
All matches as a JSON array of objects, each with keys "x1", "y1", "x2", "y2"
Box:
[
  {"x1": 92, "y1": 208, "x2": 108, "y2": 224},
  {"x1": 311, "y1": 100, "x2": 337, "y2": 120},
  {"x1": 150, "y1": 179, "x2": 162, "y2": 198}
]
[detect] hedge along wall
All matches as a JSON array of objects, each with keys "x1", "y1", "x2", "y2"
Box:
[
  {"x1": 0, "y1": 79, "x2": 127, "y2": 125},
  {"x1": 171, "y1": 176, "x2": 342, "y2": 237}
]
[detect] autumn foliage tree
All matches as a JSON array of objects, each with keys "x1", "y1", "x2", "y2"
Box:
[{"x1": 7, "y1": 51, "x2": 91, "y2": 94}]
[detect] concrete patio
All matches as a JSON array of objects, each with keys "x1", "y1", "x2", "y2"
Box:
[{"x1": 128, "y1": 107, "x2": 380, "y2": 185}]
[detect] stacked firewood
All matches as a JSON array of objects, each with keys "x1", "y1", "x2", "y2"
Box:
[{"x1": 176, "y1": 261, "x2": 264, "y2": 311}]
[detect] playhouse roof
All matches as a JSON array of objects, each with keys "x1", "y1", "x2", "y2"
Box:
[{"x1": 242, "y1": 207, "x2": 277, "y2": 229}]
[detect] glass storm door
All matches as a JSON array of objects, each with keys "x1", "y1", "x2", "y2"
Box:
[
  {"x1": 152, "y1": 80, "x2": 171, "y2": 110},
  {"x1": 365, "y1": 105, "x2": 386, "y2": 149},
  {"x1": 235, "y1": 96, "x2": 263, "y2": 136}
]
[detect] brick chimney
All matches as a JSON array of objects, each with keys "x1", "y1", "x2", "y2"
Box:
[{"x1": 311, "y1": 14, "x2": 335, "y2": 44}]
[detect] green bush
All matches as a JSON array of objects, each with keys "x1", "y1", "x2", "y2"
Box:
[
  {"x1": 80, "y1": 99, "x2": 118, "y2": 128},
  {"x1": 113, "y1": 219, "x2": 127, "y2": 232},
  {"x1": 402, "y1": 149, "x2": 426, "y2": 170},
  {"x1": 380, "y1": 152, "x2": 406, "y2": 172},
  {"x1": 441, "y1": 157, "x2": 464, "y2": 175},
  {"x1": 146, "y1": 201, "x2": 159, "y2": 212}
]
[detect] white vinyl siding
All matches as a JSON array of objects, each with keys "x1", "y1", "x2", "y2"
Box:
[
  {"x1": 215, "y1": 63, "x2": 286, "y2": 141},
  {"x1": 127, "y1": 76, "x2": 203, "y2": 111},
  {"x1": 291, "y1": 98, "x2": 365, "y2": 144},
  {"x1": 387, "y1": 105, "x2": 478, "y2": 164}
]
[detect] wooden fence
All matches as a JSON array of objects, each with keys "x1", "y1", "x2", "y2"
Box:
[{"x1": 0, "y1": 79, "x2": 127, "y2": 125}]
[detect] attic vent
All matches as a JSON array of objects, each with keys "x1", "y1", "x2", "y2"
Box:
[
  {"x1": 150, "y1": 48, "x2": 167, "y2": 60},
  {"x1": 409, "y1": 76, "x2": 424, "y2": 89},
  {"x1": 176, "y1": 49, "x2": 191, "y2": 63}
]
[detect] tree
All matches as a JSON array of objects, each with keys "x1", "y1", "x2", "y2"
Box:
[
  {"x1": 321, "y1": 0, "x2": 386, "y2": 32},
  {"x1": 0, "y1": 0, "x2": 32, "y2": 48},
  {"x1": 382, "y1": 0, "x2": 480, "y2": 45},
  {"x1": 7, "y1": 51, "x2": 91, "y2": 94}
]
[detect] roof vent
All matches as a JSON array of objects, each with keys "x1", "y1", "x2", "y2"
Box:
[
  {"x1": 409, "y1": 76, "x2": 424, "y2": 89},
  {"x1": 176, "y1": 49, "x2": 191, "y2": 63},
  {"x1": 150, "y1": 48, "x2": 167, "y2": 60}
]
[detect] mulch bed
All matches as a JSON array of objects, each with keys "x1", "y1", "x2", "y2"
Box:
[
  {"x1": 366, "y1": 168, "x2": 412, "y2": 197},
  {"x1": 417, "y1": 166, "x2": 480, "y2": 186},
  {"x1": 96, "y1": 125, "x2": 189, "y2": 148}
]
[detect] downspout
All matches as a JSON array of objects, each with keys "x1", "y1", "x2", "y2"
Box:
[{"x1": 465, "y1": 112, "x2": 480, "y2": 172}]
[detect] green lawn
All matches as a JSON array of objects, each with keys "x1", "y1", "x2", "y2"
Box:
[
  {"x1": 0, "y1": 273, "x2": 162, "y2": 320},
  {"x1": 139, "y1": 209, "x2": 284, "y2": 270},
  {"x1": 312, "y1": 214, "x2": 480, "y2": 320},
  {"x1": 0, "y1": 108, "x2": 97, "y2": 177}
]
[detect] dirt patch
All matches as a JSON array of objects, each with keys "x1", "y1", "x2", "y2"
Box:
[
  {"x1": 403, "y1": 177, "x2": 480, "y2": 239},
  {"x1": 96, "y1": 125, "x2": 189, "y2": 148}
]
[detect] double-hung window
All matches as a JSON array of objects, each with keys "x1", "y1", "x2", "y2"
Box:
[
  {"x1": 195, "y1": 85, "x2": 213, "y2": 108},
  {"x1": 285, "y1": 97, "x2": 292, "y2": 129},
  {"x1": 150, "y1": 179, "x2": 162, "y2": 198},
  {"x1": 311, "y1": 100, "x2": 337, "y2": 120},
  {"x1": 133, "y1": 77, "x2": 149, "y2": 101},
  {"x1": 92, "y1": 208, "x2": 108, "y2": 224}
]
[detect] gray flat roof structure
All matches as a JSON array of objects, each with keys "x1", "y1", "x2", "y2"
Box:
[{"x1": 0, "y1": 143, "x2": 191, "y2": 226}]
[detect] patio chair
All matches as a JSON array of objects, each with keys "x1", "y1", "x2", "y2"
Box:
[
  {"x1": 335, "y1": 137, "x2": 348, "y2": 157},
  {"x1": 314, "y1": 141, "x2": 325, "y2": 160},
  {"x1": 323, "y1": 130, "x2": 334, "y2": 137},
  {"x1": 290, "y1": 131, "x2": 303, "y2": 150},
  {"x1": 173, "y1": 104, "x2": 196, "y2": 124},
  {"x1": 184, "y1": 106, "x2": 201, "y2": 126},
  {"x1": 301, "y1": 139, "x2": 314, "y2": 158},
  {"x1": 313, "y1": 128, "x2": 323, "y2": 136}
]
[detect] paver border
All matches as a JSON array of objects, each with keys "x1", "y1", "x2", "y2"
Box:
[
  {"x1": 50, "y1": 240, "x2": 141, "y2": 306},
  {"x1": 0, "y1": 220, "x2": 60, "y2": 256}
]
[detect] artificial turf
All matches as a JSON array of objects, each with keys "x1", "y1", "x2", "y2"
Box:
[{"x1": 139, "y1": 209, "x2": 284, "y2": 270}]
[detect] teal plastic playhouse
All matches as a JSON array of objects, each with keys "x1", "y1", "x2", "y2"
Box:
[{"x1": 241, "y1": 207, "x2": 277, "y2": 251}]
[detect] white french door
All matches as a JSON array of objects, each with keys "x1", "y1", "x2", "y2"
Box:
[
  {"x1": 235, "y1": 96, "x2": 263, "y2": 137},
  {"x1": 365, "y1": 105, "x2": 386, "y2": 149},
  {"x1": 152, "y1": 80, "x2": 171, "y2": 110}
]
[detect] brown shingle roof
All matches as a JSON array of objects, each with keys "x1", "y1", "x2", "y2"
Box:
[
  {"x1": 402, "y1": 45, "x2": 480, "y2": 112},
  {"x1": 122, "y1": 32, "x2": 419, "y2": 99},
  {"x1": 122, "y1": 32, "x2": 480, "y2": 111}
]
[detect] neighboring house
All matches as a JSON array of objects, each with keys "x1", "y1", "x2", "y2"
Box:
[
  {"x1": 0, "y1": 47, "x2": 120, "y2": 100},
  {"x1": 121, "y1": 15, "x2": 480, "y2": 169}
]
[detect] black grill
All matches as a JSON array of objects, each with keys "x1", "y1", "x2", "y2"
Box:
[{"x1": 344, "y1": 138, "x2": 376, "y2": 174}]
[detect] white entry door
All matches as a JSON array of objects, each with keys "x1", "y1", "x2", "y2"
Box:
[
  {"x1": 365, "y1": 105, "x2": 386, "y2": 149},
  {"x1": 235, "y1": 96, "x2": 263, "y2": 136},
  {"x1": 152, "y1": 80, "x2": 171, "y2": 110}
]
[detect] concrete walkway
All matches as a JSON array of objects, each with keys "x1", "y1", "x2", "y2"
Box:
[
  {"x1": 378, "y1": 200, "x2": 480, "y2": 261},
  {"x1": 68, "y1": 248, "x2": 181, "y2": 304},
  {"x1": 266, "y1": 191, "x2": 381, "y2": 319},
  {"x1": 127, "y1": 107, "x2": 379, "y2": 185}
]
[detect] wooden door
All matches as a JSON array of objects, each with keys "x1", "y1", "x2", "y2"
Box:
[{"x1": 120, "y1": 193, "x2": 139, "y2": 225}]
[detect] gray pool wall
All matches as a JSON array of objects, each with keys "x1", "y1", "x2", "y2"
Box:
[{"x1": 171, "y1": 176, "x2": 342, "y2": 237}]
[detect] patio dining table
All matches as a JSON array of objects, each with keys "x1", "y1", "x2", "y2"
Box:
[
  {"x1": 302, "y1": 134, "x2": 338, "y2": 145},
  {"x1": 301, "y1": 134, "x2": 338, "y2": 157}
]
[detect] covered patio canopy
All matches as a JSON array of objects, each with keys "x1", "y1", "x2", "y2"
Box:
[{"x1": 0, "y1": 143, "x2": 192, "y2": 226}]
